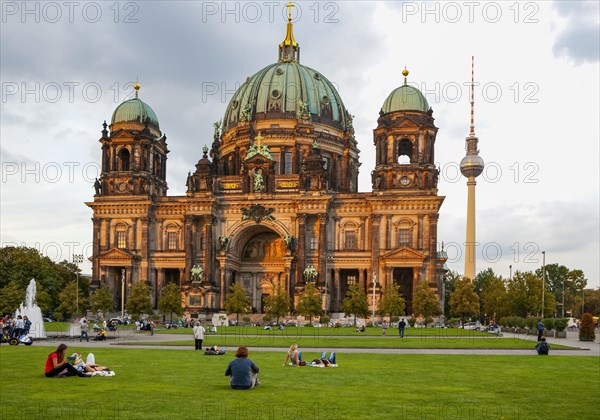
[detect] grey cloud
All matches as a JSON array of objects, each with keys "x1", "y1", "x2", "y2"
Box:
[{"x1": 552, "y1": 1, "x2": 600, "y2": 64}]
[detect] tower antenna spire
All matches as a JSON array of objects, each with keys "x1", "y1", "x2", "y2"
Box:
[{"x1": 470, "y1": 56, "x2": 475, "y2": 136}]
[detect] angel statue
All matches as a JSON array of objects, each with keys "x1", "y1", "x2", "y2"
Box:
[
  {"x1": 303, "y1": 265, "x2": 318, "y2": 282},
  {"x1": 218, "y1": 235, "x2": 229, "y2": 250},
  {"x1": 191, "y1": 264, "x2": 203, "y2": 282}
]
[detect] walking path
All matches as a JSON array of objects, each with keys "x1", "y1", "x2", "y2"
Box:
[{"x1": 36, "y1": 329, "x2": 599, "y2": 357}]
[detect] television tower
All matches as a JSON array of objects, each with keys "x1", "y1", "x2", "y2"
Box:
[{"x1": 460, "y1": 56, "x2": 484, "y2": 280}]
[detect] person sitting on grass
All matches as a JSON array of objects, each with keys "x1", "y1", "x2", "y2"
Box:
[
  {"x1": 535, "y1": 337, "x2": 550, "y2": 355},
  {"x1": 225, "y1": 346, "x2": 260, "y2": 390},
  {"x1": 44, "y1": 344, "x2": 90, "y2": 378},
  {"x1": 94, "y1": 329, "x2": 107, "y2": 341},
  {"x1": 283, "y1": 343, "x2": 301, "y2": 366}
]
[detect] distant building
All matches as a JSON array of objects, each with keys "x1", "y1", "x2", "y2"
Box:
[{"x1": 86, "y1": 15, "x2": 447, "y2": 318}]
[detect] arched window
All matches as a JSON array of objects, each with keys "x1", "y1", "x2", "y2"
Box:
[
  {"x1": 342, "y1": 221, "x2": 360, "y2": 250},
  {"x1": 164, "y1": 223, "x2": 181, "y2": 251},
  {"x1": 118, "y1": 148, "x2": 130, "y2": 171},
  {"x1": 397, "y1": 139, "x2": 413, "y2": 164}
]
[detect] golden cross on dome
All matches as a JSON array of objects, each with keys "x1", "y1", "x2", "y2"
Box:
[
  {"x1": 134, "y1": 80, "x2": 140, "y2": 98},
  {"x1": 285, "y1": 2, "x2": 295, "y2": 22},
  {"x1": 255, "y1": 131, "x2": 264, "y2": 147}
]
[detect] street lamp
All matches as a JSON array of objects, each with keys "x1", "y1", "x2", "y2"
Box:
[
  {"x1": 372, "y1": 274, "x2": 377, "y2": 323},
  {"x1": 121, "y1": 269, "x2": 125, "y2": 320},
  {"x1": 541, "y1": 251, "x2": 546, "y2": 318},
  {"x1": 72, "y1": 254, "x2": 84, "y2": 316},
  {"x1": 562, "y1": 276, "x2": 565, "y2": 318},
  {"x1": 509, "y1": 265, "x2": 512, "y2": 281}
]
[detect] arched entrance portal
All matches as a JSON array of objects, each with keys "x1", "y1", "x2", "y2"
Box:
[
  {"x1": 235, "y1": 231, "x2": 288, "y2": 313},
  {"x1": 394, "y1": 267, "x2": 414, "y2": 315}
]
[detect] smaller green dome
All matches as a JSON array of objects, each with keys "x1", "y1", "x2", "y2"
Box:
[
  {"x1": 381, "y1": 85, "x2": 429, "y2": 113},
  {"x1": 111, "y1": 98, "x2": 159, "y2": 128}
]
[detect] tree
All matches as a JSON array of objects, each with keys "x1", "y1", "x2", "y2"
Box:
[
  {"x1": 158, "y1": 283, "x2": 183, "y2": 322},
  {"x1": 54, "y1": 281, "x2": 88, "y2": 319},
  {"x1": 412, "y1": 283, "x2": 441, "y2": 322},
  {"x1": 342, "y1": 284, "x2": 369, "y2": 326},
  {"x1": 0, "y1": 280, "x2": 25, "y2": 314},
  {"x1": 225, "y1": 282, "x2": 251, "y2": 325},
  {"x1": 263, "y1": 284, "x2": 290, "y2": 324},
  {"x1": 535, "y1": 264, "x2": 587, "y2": 317},
  {"x1": 444, "y1": 270, "x2": 461, "y2": 315},
  {"x1": 506, "y1": 272, "x2": 556, "y2": 317},
  {"x1": 296, "y1": 282, "x2": 323, "y2": 324},
  {"x1": 579, "y1": 312, "x2": 596, "y2": 341},
  {"x1": 379, "y1": 283, "x2": 406, "y2": 320},
  {"x1": 91, "y1": 286, "x2": 115, "y2": 319},
  {"x1": 126, "y1": 281, "x2": 153, "y2": 320},
  {"x1": 0, "y1": 246, "x2": 78, "y2": 313},
  {"x1": 449, "y1": 277, "x2": 480, "y2": 324},
  {"x1": 34, "y1": 281, "x2": 53, "y2": 316},
  {"x1": 480, "y1": 276, "x2": 508, "y2": 321}
]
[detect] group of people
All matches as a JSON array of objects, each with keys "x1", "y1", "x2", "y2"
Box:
[
  {"x1": 44, "y1": 343, "x2": 112, "y2": 378},
  {"x1": 1, "y1": 314, "x2": 32, "y2": 339}
]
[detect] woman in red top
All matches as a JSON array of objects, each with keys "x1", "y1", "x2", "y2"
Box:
[{"x1": 45, "y1": 343, "x2": 88, "y2": 377}]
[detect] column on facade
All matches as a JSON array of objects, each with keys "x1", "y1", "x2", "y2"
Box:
[
  {"x1": 333, "y1": 269, "x2": 340, "y2": 311},
  {"x1": 184, "y1": 216, "x2": 194, "y2": 282},
  {"x1": 204, "y1": 215, "x2": 214, "y2": 285},
  {"x1": 385, "y1": 267, "x2": 393, "y2": 292},
  {"x1": 219, "y1": 266, "x2": 226, "y2": 309},
  {"x1": 106, "y1": 219, "x2": 112, "y2": 249},
  {"x1": 428, "y1": 214, "x2": 439, "y2": 287},
  {"x1": 386, "y1": 215, "x2": 392, "y2": 250},
  {"x1": 370, "y1": 214, "x2": 382, "y2": 288},
  {"x1": 358, "y1": 269, "x2": 365, "y2": 290},
  {"x1": 361, "y1": 216, "x2": 367, "y2": 250},
  {"x1": 418, "y1": 214, "x2": 424, "y2": 250},
  {"x1": 296, "y1": 214, "x2": 306, "y2": 284},
  {"x1": 317, "y1": 214, "x2": 327, "y2": 287}
]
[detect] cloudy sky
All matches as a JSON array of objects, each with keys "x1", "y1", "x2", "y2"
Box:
[{"x1": 1, "y1": 1, "x2": 599, "y2": 287}]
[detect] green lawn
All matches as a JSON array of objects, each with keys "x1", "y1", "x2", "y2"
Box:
[
  {"x1": 1, "y1": 346, "x2": 597, "y2": 420},
  {"x1": 126, "y1": 335, "x2": 574, "y2": 349}
]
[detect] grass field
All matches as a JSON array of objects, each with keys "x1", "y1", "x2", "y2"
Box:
[
  {"x1": 1, "y1": 346, "x2": 598, "y2": 420},
  {"x1": 125, "y1": 335, "x2": 573, "y2": 349}
]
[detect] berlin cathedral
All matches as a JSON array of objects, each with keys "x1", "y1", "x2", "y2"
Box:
[{"x1": 86, "y1": 14, "x2": 447, "y2": 320}]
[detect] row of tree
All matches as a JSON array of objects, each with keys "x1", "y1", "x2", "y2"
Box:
[
  {"x1": 2, "y1": 246, "x2": 598, "y2": 322},
  {"x1": 445, "y1": 266, "x2": 599, "y2": 324}
]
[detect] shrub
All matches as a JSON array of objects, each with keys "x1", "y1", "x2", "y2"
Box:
[
  {"x1": 543, "y1": 318, "x2": 555, "y2": 331},
  {"x1": 579, "y1": 313, "x2": 596, "y2": 342},
  {"x1": 320, "y1": 316, "x2": 330, "y2": 325},
  {"x1": 408, "y1": 318, "x2": 416, "y2": 327},
  {"x1": 304, "y1": 323, "x2": 314, "y2": 328},
  {"x1": 525, "y1": 318, "x2": 537, "y2": 330},
  {"x1": 516, "y1": 317, "x2": 526, "y2": 328},
  {"x1": 242, "y1": 316, "x2": 251, "y2": 324},
  {"x1": 333, "y1": 322, "x2": 341, "y2": 328},
  {"x1": 390, "y1": 316, "x2": 399, "y2": 323},
  {"x1": 554, "y1": 318, "x2": 568, "y2": 332}
]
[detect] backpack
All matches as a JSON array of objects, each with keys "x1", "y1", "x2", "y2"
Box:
[{"x1": 538, "y1": 342, "x2": 549, "y2": 354}]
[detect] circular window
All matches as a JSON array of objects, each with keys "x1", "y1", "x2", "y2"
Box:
[
  {"x1": 271, "y1": 89, "x2": 281, "y2": 99},
  {"x1": 231, "y1": 100, "x2": 239, "y2": 109},
  {"x1": 321, "y1": 96, "x2": 330, "y2": 105},
  {"x1": 276, "y1": 67, "x2": 284, "y2": 75},
  {"x1": 314, "y1": 73, "x2": 321, "y2": 80},
  {"x1": 400, "y1": 176, "x2": 410, "y2": 186}
]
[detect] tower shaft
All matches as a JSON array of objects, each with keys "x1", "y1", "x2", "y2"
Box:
[{"x1": 464, "y1": 177, "x2": 477, "y2": 279}]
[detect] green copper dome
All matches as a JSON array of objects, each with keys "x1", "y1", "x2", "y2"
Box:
[
  {"x1": 223, "y1": 61, "x2": 349, "y2": 131},
  {"x1": 111, "y1": 98, "x2": 160, "y2": 128},
  {"x1": 381, "y1": 84, "x2": 429, "y2": 114}
]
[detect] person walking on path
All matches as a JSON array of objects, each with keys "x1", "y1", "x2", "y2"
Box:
[
  {"x1": 193, "y1": 321, "x2": 205, "y2": 350},
  {"x1": 537, "y1": 319, "x2": 544, "y2": 342},
  {"x1": 398, "y1": 319, "x2": 406, "y2": 338},
  {"x1": 381, "y1": 321, "x2": 388, "y2": 336},
  {"x1": 80, "y1": 320, "x2": 89, "y2": 342}
]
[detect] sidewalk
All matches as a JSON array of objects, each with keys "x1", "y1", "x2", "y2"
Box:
[{"x1": 34, "y1": 329, "x2": 599, "y2": 356}]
